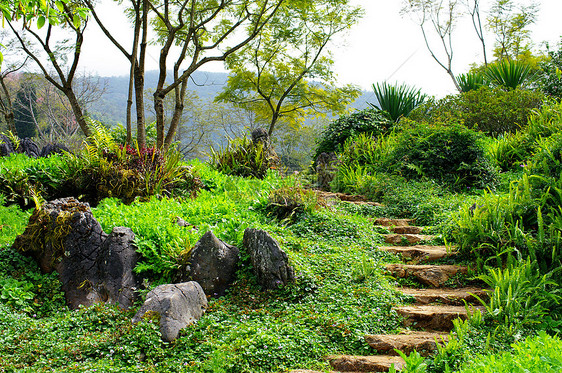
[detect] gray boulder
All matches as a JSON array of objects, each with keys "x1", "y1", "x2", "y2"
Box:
[
  {"x1": 13, "y1": 197, "x2": 139, "y2": 309},
  {"x1": 132, "y1": 282, "x2": 208, "y2": 342},
  {"x1": 19, "y1": 138, "x2": 40, "y2": 158},
  {"x1": 0, "y1": 134, "x2": 15, "y2": 156},
  {"x1": 184, "y1": 231, "x2": 239, "y2": 297},
  {"x1": 94, "y1": 227, "x2": 139, "y2": 308},
  {"x1": 243, "y1": 228, "x2": 295, "y2": 289}
]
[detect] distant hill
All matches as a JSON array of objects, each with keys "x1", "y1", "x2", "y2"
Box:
[{"x1": 89, "y1": 70, "x2": 376, "y2": 126}]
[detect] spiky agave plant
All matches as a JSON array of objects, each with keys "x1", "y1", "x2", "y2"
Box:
[
  {"x1": 485, "y1": 59, "x2": 535, "y2": 90},
  {"x1": 369, "y1": 82, "x2": 427, "y2": 123},
  {"x1": 456, "y1": 72, "x2": 489, "y2": 92}
]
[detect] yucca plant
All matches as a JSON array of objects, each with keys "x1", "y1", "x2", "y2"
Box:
[
  {"x1": 456, "y1": 72, "x2": 489, "y2": 92},
  {"x1": 485, "y1": 59, "x2": 535, "y2": 90},
  {"x1": 370, "y1": 82, "x2": 427, "y2": 122}
]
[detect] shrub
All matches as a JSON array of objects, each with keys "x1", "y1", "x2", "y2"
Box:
[
  {"x1": 383, "y1": 121, "x2": 498, "y2": 190},
  {"x1": 410, "y1": 86, "x2": 545, "y2": 136},
  {"x1": 210, "y1": 136, "x2": 279, "y2": 179},
  {"x1": 314, "y1": 108, "x2": 391, "y2": 160},
  {"x1": 370, "y1": 82, "x2": 427, "y2": 122},
  {"x1": 63, "y1": 122, "x2": 201, "y2": 206}
]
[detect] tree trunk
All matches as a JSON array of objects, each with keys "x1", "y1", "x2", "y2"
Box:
[
  {"x1": 133, "y1": 65, "x2": 146, "y2": 147},
  {"x1": 64, "y1": 87, "x2": 91, "y2": 138}
]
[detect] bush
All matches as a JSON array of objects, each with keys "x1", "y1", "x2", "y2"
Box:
[
  {"x1": 314, "y1": 108, "x2": 391, "y2": 161},
  {"x1": 410, "y1": 86, "x2": 545, "y2": 136},
  {"x1": 383, "y1": 121, "x2": 498, "y2": 190},
  {"x1": 210, "y1": 136, "x2": 279, "y2": 179}
]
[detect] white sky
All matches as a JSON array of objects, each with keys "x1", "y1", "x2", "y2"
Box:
[{"x1": 79, "y1": 0, "x2": 562, "y2": 98}]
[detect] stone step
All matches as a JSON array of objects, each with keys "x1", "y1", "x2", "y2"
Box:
[
  {"x1": 327, "y1": 355, "x2": 405, "y2": 372},
  {"x1": 391, "y1": 226, "x2": 424, "y2": 234},
  {"x1": 399, "y1": 287, "x2": 488, "y2": 305},
  {"x1": 379, "y1": 245, "x2": 455, "y2": 263},
  {"x1": 395, "y1": 305, "x2": 484, "y2": 331},
  {"x1": 384, "y1": 234, "x2": 436, "y2": 245},
  {"x1": 375, "y1": 218, "x2": 412, "y2": 227},
  {"x1": 365, "y1": 331, "x2": 448, "y2": 357},
  {"x1": 386, "y1": 264, "x2": 468, "y2": 288}
]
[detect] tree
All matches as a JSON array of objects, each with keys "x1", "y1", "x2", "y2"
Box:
[
  {"x1": 402, "y1": 0, "x2": 462, "y2": 91},
  {"x1": 2, "y1": 0, "x2": 92, "y2": 137},
  {"x1": 464, "y1": 0, "x2": 488, "y2": 66},
  {"x1": 13, "y1": 80, "x2": 38, "y2": 138},
  {"x1": 487, "y1": 0, "x2": 539, "y2": 60},
  {"x1": 86, "y1": 0, "x2": 288, "y2": 149},
  {"x1": 215, "y1": 0, "x2": 361, "y2": 137}
]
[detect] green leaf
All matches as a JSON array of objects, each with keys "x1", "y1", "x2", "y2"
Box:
[
  {"x1": 72, "y1": 14, "x2": 80, "y2": 28},
  {"x1": 37, "y1": 15, "x2": 46, "y2": 29},
  {"x1": 55, "y1": 0, "x2": 64, "y2": 12}
]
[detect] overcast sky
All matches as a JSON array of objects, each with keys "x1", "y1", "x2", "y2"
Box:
[{"x1": 79, "y1": 0, "x2": 562, "y2": 98}]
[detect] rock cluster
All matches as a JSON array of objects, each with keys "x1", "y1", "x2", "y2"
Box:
[
  {"x1": 14, "y1": 197, "x2": 296, "y2": 341},
  {"x1": 13, "y1": 197, "x2": 139, "y2": 309}
]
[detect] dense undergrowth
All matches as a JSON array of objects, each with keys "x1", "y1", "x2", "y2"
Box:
[{"x1": 2, "y1": 80, "x2": 562, "y2": 371}]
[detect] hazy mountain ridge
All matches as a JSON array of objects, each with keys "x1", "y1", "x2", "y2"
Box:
[{"x1": 89, "y1": 70, "x2": 375, "y2": 126}]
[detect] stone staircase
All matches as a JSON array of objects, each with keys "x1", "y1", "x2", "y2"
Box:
[{"x1": 290, "y1": 218, "x2": 486, "y2": 373}]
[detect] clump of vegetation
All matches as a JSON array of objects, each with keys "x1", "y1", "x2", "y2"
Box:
[
  {"x1": 411, "y1": 86, "x2": 544, "y2": 136},
  {"x1": 384, "y1": 121, "x2": 498, "y2": 190},
  {"x1": 314, "y1": 108, "x2": 391, "y2": 159},
  {"x1": 210, "y1": 136, "x2": 279, "y2": 179},
  {"x1": 370, "y1": 81, "x2": 427, "y2": 122}
]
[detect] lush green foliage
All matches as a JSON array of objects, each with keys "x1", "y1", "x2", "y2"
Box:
[
  {"x1": 457, "y1": 332, "x2": 562, "y2": 373},
  {"x1": 485, "y1": 59, "x2": 535, "y2": 89},
  {"x1": 0, "y1": 162, "x2": 408, "y2": 372},
  {"x1": 314, "y1": 108, "x2": 391, "y2": 159},
  {"x1": 210, "y1": 136, "x2": 279, "y2": 179},
  {"x1": 370, "y1": 82, "x2": 427, "y2": 122},
  {"x1": 383, "y1": 121, "x2": 498, "y2": 190},
  {"x1": 456, "y1": 72, "x2": 488, "y2": 92},
  {"x1": 538, "y1": 40, "x2": 562, "y2": 99},
  {"x1": 474, "y1": 258, "x2": 560, "y2": 327},
  {"x1": 410, "y1": 86, "x2": 544, "y2": 136}
]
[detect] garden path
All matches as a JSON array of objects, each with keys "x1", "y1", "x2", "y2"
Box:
[{"x1": 291, "y1": 217, "x2": 486, "y2": 372}]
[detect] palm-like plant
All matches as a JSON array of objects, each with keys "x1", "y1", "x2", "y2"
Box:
[
  {"x1": 369, "y1": 82, "x2": 427, "y2": 122},
  {"x1": 456, "y1": 72, "x2": 489, "y2": 92},
  {"x1": 485, "y1": 59, "x2": 535, "y2": 90}
]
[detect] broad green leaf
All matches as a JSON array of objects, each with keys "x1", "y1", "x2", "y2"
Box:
[
  {"x1": 37, "y1": 15, "x2": 46, "y2": 29},
  {"x1": 55, "y1": 0, "x2": 64, "y2": 12}
]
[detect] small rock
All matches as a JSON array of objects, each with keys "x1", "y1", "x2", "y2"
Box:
[
  {"x1": 132, "y1": 282, "x2": 208, "y2": 342},
  {"x1": 243, "y1": 228, "x2": 295, "y2": 289}
]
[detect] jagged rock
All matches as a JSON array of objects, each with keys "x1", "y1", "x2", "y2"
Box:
[
  {"x1": 12, "y1": 197, "x2": 139, "y2": 309},
  {"x1": 132, "y1": 282, "x2": 207, "y2": 342},
  {"x1": 315, "y1": 152, "x2": 338, "y2": 191},
  {"x1": 94, "y1": 227, "x2": 139, "y2": 308},
  {"x1": 183, "y1": 231, "x2": 239, "y2": 297},
  {"x1": 19, "y1": 138, "x2": 40, "y2": 158},
  {"x1": 243, "y1": 228, "x2": 295, "y2": 289},
  {"x1": 251, "y1": 127, "x2": 270, "y2": 147},
  {"x1": 0, "y1": 134, "x2": 15, "y2": 156},
  {"x1": 40, "y1": 143, "x2": 71, "y2": 157}
]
